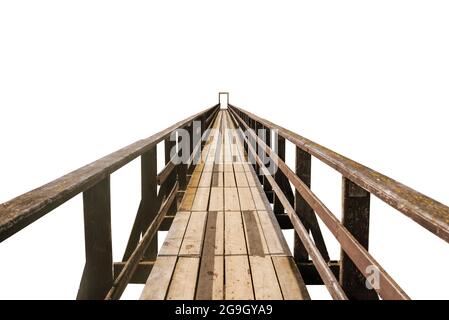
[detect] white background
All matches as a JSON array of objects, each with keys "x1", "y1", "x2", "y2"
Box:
[{"x1": 1, "y1": 1, "x2": 448, "y2": 299}]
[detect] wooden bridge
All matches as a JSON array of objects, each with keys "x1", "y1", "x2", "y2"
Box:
[{"x1": 1, "y1": 93, "x2": 448, "y2": 300}]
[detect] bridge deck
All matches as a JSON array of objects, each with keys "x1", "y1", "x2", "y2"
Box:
[{"x1": 140, "y1": 110, "x2": 309, "y2": 300}]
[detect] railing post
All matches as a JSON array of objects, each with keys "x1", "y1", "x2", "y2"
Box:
[
  {"x1": 141, "y1": 147, "x2": 158, "y2": 261},
  {"x1": 177, "y1": 127, "x2": 187, "y2": 191},
  {"x1": 254, "y1": 121, "x2": 261, "y2": 178},
  {"x1": 273, "y1": 133, "x2": 285, "y2": 215},
  {"x1": 187, "y1": 122, "x2": 195, "y2": 175},
  {"x1": 340, "y1": 177, "x2": 378, "y2": 300},
  {"x1": 294, "y1": 147, "x2": 312, "y2": 263},
  {"x1": 165, "y1": 137, "x2": 178, "y2": 216},
  {"x1": 77, "y1": 176, "x2": 113, "y2": 300},
  {"x1": 263, "y1": 125, "x2": 273, "y2": 203}
]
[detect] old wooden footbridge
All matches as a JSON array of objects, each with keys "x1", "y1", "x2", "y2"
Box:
[{"x1": 1, "y1": 93, "x2": 448, "y2": 300}]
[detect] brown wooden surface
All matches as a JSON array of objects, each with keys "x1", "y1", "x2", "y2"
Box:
[{"x1": 140, "y1": 110, "x2": 309, "y2": 300}]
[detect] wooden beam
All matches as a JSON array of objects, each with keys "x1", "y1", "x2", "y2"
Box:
[
  {"x1": 340, "y1": 177, "x2": 378, "y2": 300},
  {"x1": 273, "y1": 134, "x2": 285, "y2": 215},
  {"x1": 294, "y1": 147, "x2": 330, "y2": 263},
  {"x1": 122, "y1": 148, "x2": 159, "y2": 261},
  {"x1": 113, "y1": 261, "x2": 154, "y2": 284},
  {"x1": 141, "y1": 148, "x2": 159, "y2": 261},
  {"x1": 77, "y1": 176, "x2": 113, "y2": 300},
  {"x1": 298, "y1": 261, "x2": 340, "y2": 285}
]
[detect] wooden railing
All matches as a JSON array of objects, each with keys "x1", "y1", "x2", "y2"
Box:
[
  {"x1": 1, "y1": 98, "x2": 447, "y2": 300},
  {"x1": 228, "y1": 104, "x2": 449, "y2": 300},
  {"x1": 0, "y1": 104, "x2": 220, "y2": 299}
]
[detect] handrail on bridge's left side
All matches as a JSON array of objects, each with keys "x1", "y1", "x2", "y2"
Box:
[{"x1": 0, "y1": 104, "x2": 220, "y2": 299}]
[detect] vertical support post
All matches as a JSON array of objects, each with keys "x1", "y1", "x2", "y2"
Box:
[
  {"x1": 77, "y1": 176, "x2": 113, "y2": 300},
  {"x1": 294, "y1": 147, "x2": 312, "y2": 263},
  {"x1": 273, "y1": 134, "x2": 285, "y2": 215},
  {"x1": 187, "y1": 123, "x2": 195, "y2": 174},
  {"x1": 165, "y1": 137, "x2": 177, "y2": 216},
  {"x1": 141, "y1": 147, "x2": 158, "y2": 261},
  {"x1": 254, "y1": 121, "x2": 260, "y2": 178},
  {"x1": 340, "y1": 177, "x2": 378, "y2": 300},
  {"x1": 177, "y1": 127, "x2": 187, "y2": 191},
  {"x1": 263, "y1": 126, "x2": 273, "y2": 202}
]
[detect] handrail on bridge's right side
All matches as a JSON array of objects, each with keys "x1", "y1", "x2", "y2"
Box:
[
  {"x1": 228, "y1": 103, "x2": 449, "y2": 300},
  {"x1": 229, "y1": 104, "x2": 449, "y2": 243}
]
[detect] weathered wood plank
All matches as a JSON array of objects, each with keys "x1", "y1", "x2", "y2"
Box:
[
  {"x1": 235, "y1": 171, "x2": 249, "y2": 187},
  {"x1": 225, "y1": 256, "x2": 254, "y2": 300},
  {"x1": 238, "y1": 187, "x2": 256, "y2": 211},
  {"x1": 224, "y1": 211, "x2": 247, "y2": 255},
  {"x1": 250, "y1": 187, "x2": 269, "y2": 211},
  {"x1": 159, "y1": 211, "x2": 191, "y2": 256},
  {"x1": 249, "y1": 256, "x2": 283, "y2": 300},
  {"x1": 224, "y1": 188, "x2": 240, "y2": 211},
  {"x1": 203, "y1": 211, "x2": 224, "y2": 256},
  {"x1": 272, "y1": 256, "x2": 310, "y2": 300},
  {"x1": 224, "y1": 171, "x2": 236, "y2": 187},
  {"x1": 179, "y1": 188, "x2": 197, "y2": 211},
  {"x1": 242, "y1": 210, "x2": 269, "y2": 256},
  {"x1": 191, "y1": 187, "x2": 210, "y2": 211},
  {"x1": 140, "y1": 256, "x2": 177, "y2": 300},
  {"x1": 199, "y1": 171, "x2": 213, "y2": 188},
  {"x1": 166, "y1": 257, "x2": 200, "y2": 300},
  {"x1": 196, "y1": 255, "x2": 224, "y2": 300},
  {"x1": 209, "y1": 187, "x2": 224, "y2": 212},
  {"x1": 179, "y1": 211, "x2": 207, "y2": 256},
  {"x1": 257, "y1": 211, "x2": 291, "y2": 256}
]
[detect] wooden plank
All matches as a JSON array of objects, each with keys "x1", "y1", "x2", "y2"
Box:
[
  {"x1": 196, "y1": 255, "x2": 224, "y2": 300},
  {"x1": 213, "y1": 163, "x2": 224, "y2": 172},
  {"x1": 179, "y1": 211, "x2": 207, "y2": 256},
  {"x1": 203, "y1": 211, "x2": 224, "y2": 256},
  {"x1": 140, "y1": 256, "x2": 177, "y2": 300},
  {"x1": 249, "y1": 256, "x2": 283, "y2": 300},
  {"x1": 224, "y1": 211, "x2": 247, "y2": 255},
  {"x1": 238, "y1": 187, "x2": 256, "y2": 211},
  {"x1": 242, "y1": 210, "x2": 269, "y2": 256},
  {"x1": 272, "y1": 256, "x2": 310, "y2": 300},
  {"x1": 235, "y1": 171, "x2": 249, "y2": 187},
  {"x1": 159, "y1": 211, "x2": 191, "y2": 256},
  {"x1": 188, "y1": 171, "x2": 202, "y2": 188},
  {"x1": 250, "y1": 187, "x2": 268, "y2": 211},
  {"x1": 245, "y1": 170, "x2": 258, "y2": 187},
  {"x1": 224, "y1": 188, "x2": 240, "y2": 211},
  {"x1": 257, "y1": 211, "x2": 291, "y2": 256},
  {"x1": 209, "y1": 187, "x2": 224, "y2": 211},
  {"x1": 212, "y1": 172, "x2": 224, "y2": 187},
  {"x1": 233, "y1": 163, "x2": 245, "y2": 172},
  {"x1": 225, "y1": 256, "x2": 254, "y2": 300},
  {"x1": 199, "y1": 171, "x2": 213, "y2": 187},
  {"x1": 166, "y1": 257, "x2": 200, "y2": 300},
  {"x1": 191, "y1": 187, "x2": 210, "y2": 211},
  {"x1": 179, "y1": 188, "x2": 196, "y2": 211},
  {"x1": 224, "y1": 171, "x2": 236, "y2": 187},
  {"x1": 224, "y1": 164, "x2": 234, "y2": 172}
]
